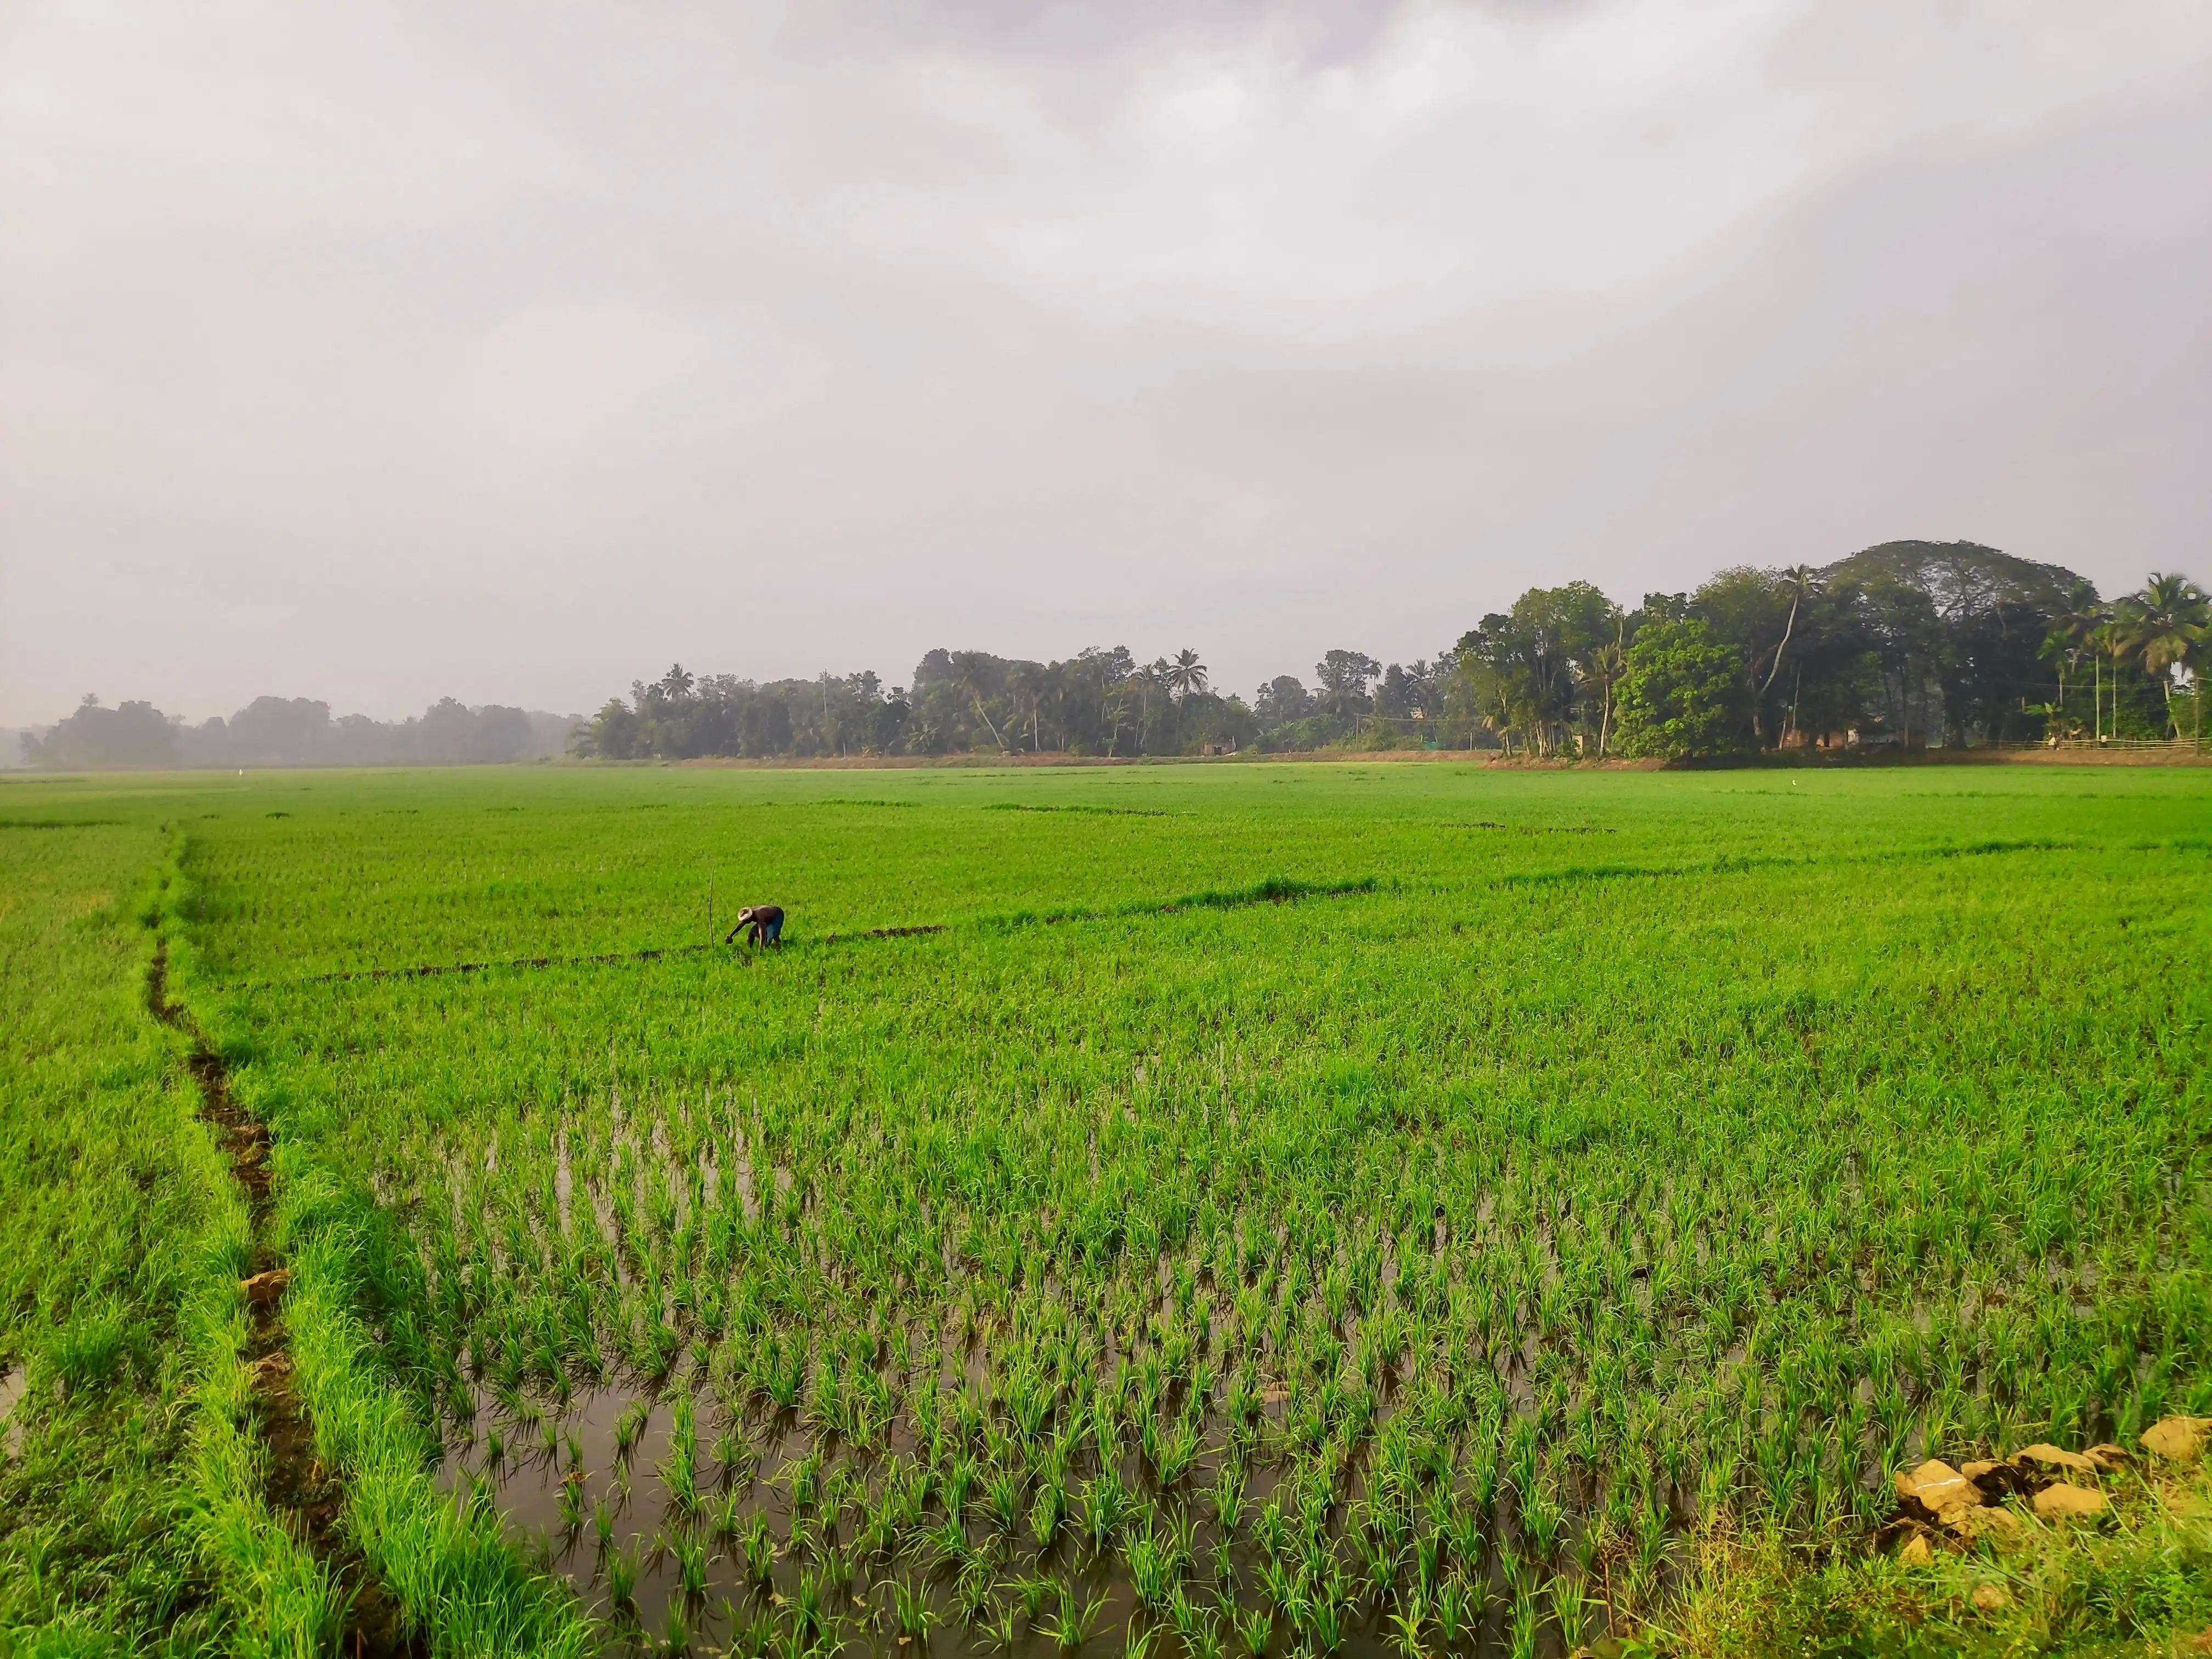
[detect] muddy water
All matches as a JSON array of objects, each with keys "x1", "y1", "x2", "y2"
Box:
[{"x1": 440, "y1": 1382, "x2": 1614, "y2": 1658}]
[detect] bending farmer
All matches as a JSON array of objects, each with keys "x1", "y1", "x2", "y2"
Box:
[{"x1": 725, "y1": 904, "x2": 785, "y2": 949}]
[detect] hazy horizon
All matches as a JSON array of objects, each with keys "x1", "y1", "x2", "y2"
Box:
[{"x1": 5, "y1": 1, "x2": 2209, "y2": 727}]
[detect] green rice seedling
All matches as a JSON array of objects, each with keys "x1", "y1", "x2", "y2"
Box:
[
  {"x1": 744, "y1": 1513, "x2": 778, "y2": 1584},
  {"x1": 1161, "y1": 1504, "x2": 1199, "y2": 1573},
  {"x1": 953, "y1": 1560, "x2": 997, "y2": 1628},
  {"x1": 1006, "y1": 1571, "x2": 1052, "y2": 1626},
  {"x1": 609, "y1": 1541, "x2": 641, "y2": 1618},
  {"x1": 882, "y1": 1577, "x2": 939, "y2": 1642},
  {"x1": 1079, "y1": 1464, "x2": 1129, "y2": 1555},
  {"x1": 663, "y1": 1400, "x2": 701, "y2": 1517},
  {"x1": 1167, "y1": 1583, "x2": 1200, "y2": 1639},
  {"x1": 855, "y1": 1491, "x2": 900, "y2": 1562},
  {"x1": 944, "y1": 1453, "x2": 978, "y2": 1515},
  {"x1": 1308, "y1": 1572, "x2": 1346, "y2": 1654},
  {"x1": 1386, "y1": 1588, "x2": 1429, "y2": 1659},
  {"x1": 1249, "y1": 1500, "x2": 1286, "y2": 1565},
  {"x1": 983, "y1": 1465, "x2": 1024, "y2": 1539},
  {"x1": 1571, "y1": 1513, "x2": 1602, "y2": 1579},
  {"x1": 788, "y1": 1448, "x2": 822, "y2": 1513},
  {"x1": 981, "y1": 1602, "x2": 1022, "y2": 1653},
  {"x1": 918, "y1": 1514, "x2": 970, "y2": 1573},
  {"x1": 1155, "y1": 1417, "x2": 1201, "y2": 1486},
  {"x1": 787, "y1": 1517, "x2": 822, "y2": 1566},
  {"x1": 1353, "y1": 1529, "x2": 1403, "y2": 1606},
  {"x1": 715, "y1": 1424, "x2": 754, "y2": 1483},
  {"x1": 1234, "y1": 1604, "x2": 1272, "y2": 1657},
  {"x1": 613, "y1": 1398, "x2": 650, "y2": 1463},
  {"x1": 1030, "y1": 1466, "x2": 1068, "y2": 1548},
  {"x1": 1126, "y1": 1522, "x2": 1177, "y2": 1613},
  {"x1": 1634, "y1": 1486, "x2": 1671, "y2": 1579},
  {"x1": 791, "y1": 1567, "x2": 830, "y2": 1638},
  {"x1": 1410, "y1": 1526, "x2": 1446, "y2": 1600},
  {"x1": 712, "y1": 1485, "x2": 746, "y2": 1550},
  {"x1": 674, "y1": 1530, "x2": 709, "y2": 1600},
  {"x1": 1506, "y1": 1418, "x2": 1540, "y2": 1504},
  {"x1": 729, "y1": 1601, "x2": 776, "y2": 1658},
  {"x1": 1042, "y1": 1578, "x2": 1108, "y2": 1652},
  {"x1": 1432, "y1": 1572, "x2": 1481, "y2": 1651},
  {"x1": 1549, "y1": 1572, "x2": 1593, "y2": 1651},
  {"x1": 1521, "y1": 1485, "x2": 1564, "y2": 1562},
  {"x1": 1508, "y1": 1577, "x2": 1541, "y2": 1659}
]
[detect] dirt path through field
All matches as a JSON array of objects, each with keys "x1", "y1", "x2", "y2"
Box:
[{"x1": 148, "y1": 940, "x2": 422, "y2": 1657}]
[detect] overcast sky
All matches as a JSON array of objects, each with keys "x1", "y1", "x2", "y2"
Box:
[{"x1": 3, "y1": 1, "x2": 2208, "y2": 725}]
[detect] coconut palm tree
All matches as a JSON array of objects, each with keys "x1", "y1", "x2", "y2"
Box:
[
  {"x1": 2117, "y1": 573, "x2": 2210, "y2": 739},
  {"x1": 1102, "y1": 690, "x2": 1131, "y2": 758},
  {"x1": 947, "y1": 651, "x2": 1010, "y2": 752},
  {"x1": 1166, "y1": 648, "x2": 1209, "y2": 703},
  {"x1": 1757, "y1": 566, "x2": 1817, "y2": 746},
  {"x1": 1123, "y1": 663, "x2": 1167, "y2": 752},
  {"x1": 2044, "y1": 600, "x2": 2109, "y2": 739},
  {"x1": 2040, "y1": 607, "x2": 2097, "y2": 740},
  {"x1": 2091, "y1": 614, "x2": 2139, "y2": 742},
  {"x1": 1006, "y1": 661, "x2": 1049, "y2": 752},
  {"x1": 1582, "y1": 634, "x2": 1627, "y2": 758}
]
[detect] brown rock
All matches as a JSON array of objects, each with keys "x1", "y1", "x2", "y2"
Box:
[
  {"x1": 1899, "y1": 1532, "x2": 1933, "y2": 1565},
  {"x1": 1955, "y1": 1505, "x2": 2022, "y2": 1544},
  {"x1": 1961, "y1": 1460, "x2": 1997, "y2": 1480},
  {"x1": 1903, "y1": 1460, "x2": 1982, "y2": 1517},
  {"x1": 2018, "y1": 1442, "x2": 2095, "y2": 1474},
  {"x1": 1971, "y1": 1583, "x2": 2010, "y2": 1611},
  {"x1": 2141, "y1": 1417, "x2": 2212, "y2": 1463},
  {"x1": 240, "y1": 1269, "x2": 291, "y2": 1306},
  {"x1": 2033, "y1": 1482, "x2": 2108, "y2": 1520},
  {"x1": 2084, "y1": 1443, "x2": 2130, "y2": 1472}
]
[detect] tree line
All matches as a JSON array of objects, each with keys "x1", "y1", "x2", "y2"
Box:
[
  {"x1": 24, "y1": 539, "x2": 2204, "y2": 769},
  {"x1": 23, "y1": 695, "x2": 573, "y2": 770},
  {"x1": 578, "y1": 541, "x2": 2207, "y2": 763}
]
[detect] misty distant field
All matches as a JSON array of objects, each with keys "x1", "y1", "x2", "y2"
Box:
[{"x1": 5, "y1": 762, "x2": 2209, "y2": 1657}]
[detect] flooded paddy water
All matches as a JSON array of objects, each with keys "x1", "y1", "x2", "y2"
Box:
[{"x1": 438, "y1": 1363, "x2": 1644, "y2": 1659}]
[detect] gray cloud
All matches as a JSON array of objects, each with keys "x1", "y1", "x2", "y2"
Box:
[{"x1": 3, "y1": 0, "x2": 2208, "y2": 721}]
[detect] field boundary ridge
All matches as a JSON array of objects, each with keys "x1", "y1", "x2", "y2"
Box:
[
  {"x1": 162, "y1": 828, "x2": 592, "y2": 1657},
  {"x1": 147, "y1": 830, "x2": 413, "y2": 1655},
  {"x1": 244, "y1": 873, "x2": 1385, "y2": 990}
]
